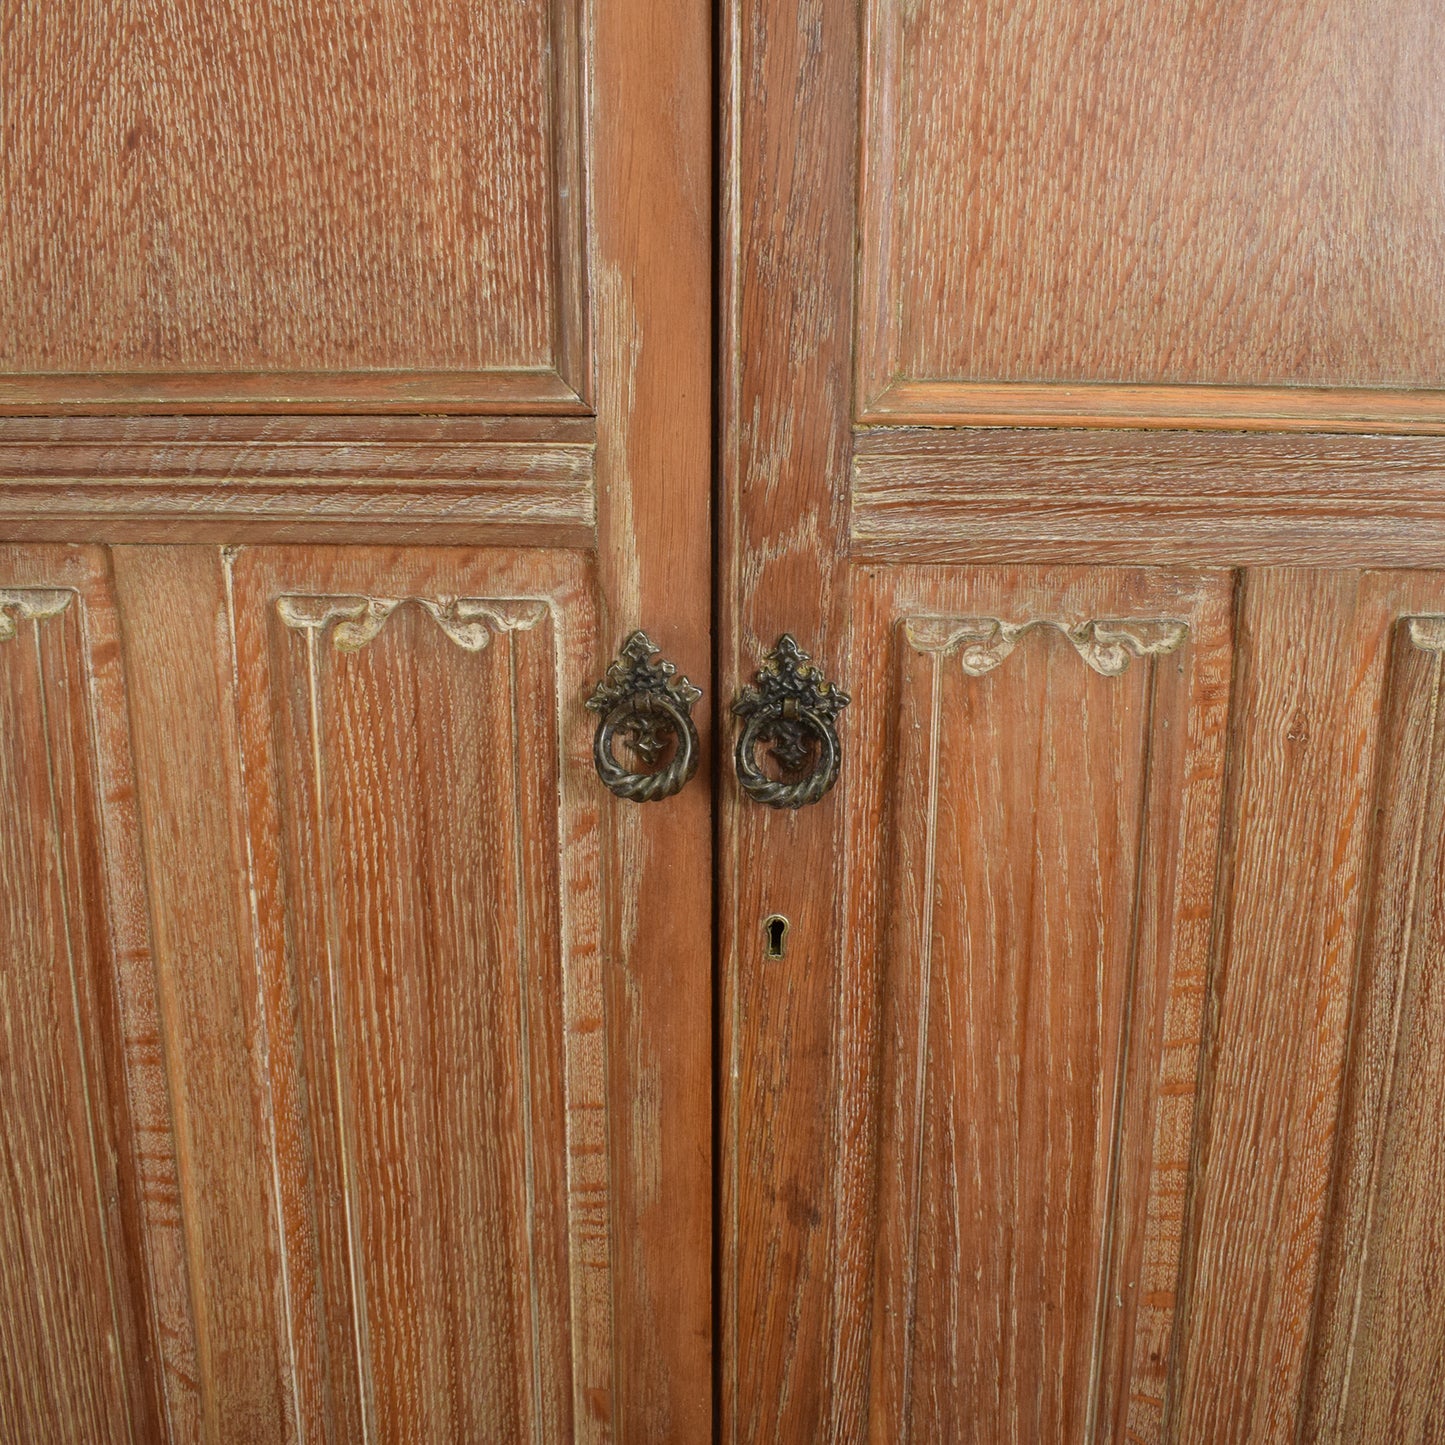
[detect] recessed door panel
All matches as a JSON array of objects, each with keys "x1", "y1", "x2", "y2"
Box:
[
  {"x1": 0, "y1": 547, "x2": 193, "y2": 1443},
  {"x1": 227, "y1": 546, "x2": 609, "y2": 1443},
  {"x1": 850, "y1": 567, "x2": 1231, "y2": 1444},
  {"x1": 0, "y1": 0, "x2": 587, "y2": 411}
]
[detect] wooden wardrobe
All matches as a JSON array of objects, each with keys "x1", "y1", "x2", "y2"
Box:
[{"x1": 3, "y1": 0, "x2": 1443, "y2": 1440}]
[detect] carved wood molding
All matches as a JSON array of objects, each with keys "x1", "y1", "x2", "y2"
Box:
[
  {"x1": 904, "y1": 615, "x2": 1189, "y2": 677},
  {"x1": 0, "y1": 586, "x2": 73, "y2": 642},
  {"x1": 276, "y1": 594, "x2": 549, "y2": 652},
  {"x1": 1406, "y1": 616, "x2": 1445, "y2": 653}
]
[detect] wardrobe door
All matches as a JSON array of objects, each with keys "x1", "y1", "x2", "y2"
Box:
[
  {"x1": 0, "y1": 0, "x2": 711, "y2": 1439},
  {"x1": 721, "y1": 0, "x2": 1445, "y2": 1441}
]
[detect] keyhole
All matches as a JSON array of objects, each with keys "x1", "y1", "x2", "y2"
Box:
[{"x1": 764, "y1": 914, "x2": 789, "y2": 959}]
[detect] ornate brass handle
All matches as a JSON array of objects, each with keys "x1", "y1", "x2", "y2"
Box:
[
  {"x1": 587, "y1": 632, "x2": 702, "y2": 803},
  {"x1": 733, "y1": 635, "x2": 849, "y2": 809}
]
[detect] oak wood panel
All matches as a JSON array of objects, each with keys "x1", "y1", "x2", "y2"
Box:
[
  {"x1": 0, "y1": 417, "x2": 596, "y2": 546},
  {"x1": 226, "y1": 547, "x2": 609, "y2": 1445},
  {"x1": 589, "y1": 0, "x2": 713, "y2": 1426},
  {"x1": 1304, "y1": 616, "x2": 1445, "y2": 1444},
  {"x1": 0, "y1": 0, "x2": 587, "y2": 412},
  {"x1": 847, "y1": 566, "x2": 1230, "y2": 1445},
  {"x1": 719, "y1": 0, "x2": 858, "y2": 1428},
  {"x1": 111, "y1": 546, "x2": 301, "y2": 1442},
  {"x1": 1170, "y1": 569, "x2": 1445, "y2": 1445},
  {"x1": 0, "y1": 546, "x2": 194, "y2": 1443},
  {"x1": 856, "y1": 0, "x2": 1445, "y2": 431},
  {"x1": 850, "y1": 429, "x2": 1445, "y2": 569}
]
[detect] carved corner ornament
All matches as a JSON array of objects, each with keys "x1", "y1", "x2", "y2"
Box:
[
  {"x1": 1407, "y1": 616, "x2": 1445, "y2": 653},
  {"x1": 0, "y1": 588, "x2": 73, "y2": 642},
  {"x1": 904, "y1": 615, "x2": 1189, "y2": 676},
  {"x1": 277, "y1": 594, "x2": 548, "y2": 651}
]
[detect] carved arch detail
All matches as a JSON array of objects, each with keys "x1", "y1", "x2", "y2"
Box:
[
  {"x1": 904, "y1": 615, "x2": 1189, "y2": 677},
  {"x1": 276, "y1": 594, "x2": 550, "y2": 652},
  {"x1": 1406, "y1": 615, "x2": 1445, "y2": 653},
  {"x1": 0, "y1": 587, "x2": 73, "y2": 642}
]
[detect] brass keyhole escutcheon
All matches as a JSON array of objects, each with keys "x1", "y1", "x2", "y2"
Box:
[{"x1": 764, "y1": 914, "x2": 789, "y2": 960}]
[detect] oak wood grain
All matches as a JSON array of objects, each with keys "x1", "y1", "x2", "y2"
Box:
[
  {"x1": 590, "y1": 0, "x2": 714, "y2": 1428},
  {"x1": 850, "y1": 429, "x2": 1445, "y2": 569},
  {"x1": 857, "y1": 382, "x2": 1445, "y2": 436},
  {"x1": 1170, "y1": 569, "x2": 1445, "y2": 1445},
  {"x1": 0, "y1": 0, "x2": 588, "y2": 413},
  {"x1": 0, "y1": 417, "x2": 596, "y2": 546},
  {"x1": 0, "y1": 546, "x2": 193, "y2": 1444},
  {"x1": 719, "y1": 0, "x2": 859, "y2": 1430},
  {"x1": 1304, "y1": 617, "x2": 1445, "y2": 1444},
  {"x1": 856, "y1": 0, "x2": 1445, "y2": 431},
  {"x1": 228, "y1": 546, "x2": 610, "y2": 1445},
  {"x1": 847, "y1": 566, "x2": 1230, "y2": 1445},
  {"x1": 111, "y1": 546, "x2": 300, "y2": 1442}
]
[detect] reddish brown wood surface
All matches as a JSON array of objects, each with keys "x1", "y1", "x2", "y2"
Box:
[
  {"x1": 0, "y1": 546, "x2": 194, "y2": 1443},
  {"x1": 112, "y1": 546, "x2": 305, "y2": 1439},
  {"x1": 848, "y1": 567, "x2": 1231, "y2": 1445},
  {"x1": 224, "y1": 547, "x2": 608, "y2": 1444},
  {"x1": 856, "y1": 0, "x2": 1445, "y2": 431},
  {"x1": 0, "y1": 0, "x2": 588, "y2": 412},
  {"x1": 590, "y1": 0, "x2": 714, "y2": 1428},
  {"x1": 719, "y1": 0, "x2": 858, "y2": 1431},
  {"x1": 0, "y1": 417, "x2": 596, "y2": 546},
  {"x1": 2, "y1": 0, "x2": 711, "y2": 1431},
  {"x1": 851, "y1": 429, "x2": 1445, "y2": 568},
  {"x1": 1305, "y1": 616, "x2": 1445, "y2": 1443},
  {"x1": 726, "y1": 0, "x2": 1445, "y2": 1434},
  {"x1": 1170, "y1": 570, "x2": 1445, "y2": 1445}
]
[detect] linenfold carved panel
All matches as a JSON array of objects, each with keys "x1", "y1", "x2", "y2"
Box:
[
  {"x1": 0, "y1": 549, "x2": 193, "y2": 1443},
  {"x1": 851, "y1": 567, "x2": 1231, "y2": 1445},
  {"x1": 1407, "y1": 614, "x2": 1445, "y2": 653},
  {"x1": 1303, "y1": 609, "x2": 1445, "y2": 1441},
  {"x1": 0, "y1": 586, "x2": 73, "y2": 638},
  {"x1": 231, "y1": 549, "x2": 611, "y2": 1443}
]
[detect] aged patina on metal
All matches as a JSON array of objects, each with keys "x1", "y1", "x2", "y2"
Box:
[
  {"x1": 587, "y1": 630, "x2": 703, "y2": 802},
  {"x1": 733, "y1": 634, "x2": 850, "y2": 809}
]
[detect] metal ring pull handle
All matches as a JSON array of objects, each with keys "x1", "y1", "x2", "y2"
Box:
[
  {"x1": 587, "y1": 631, "x2": 702, "y2": 803},
  {"x1": 733, "y1": 635, "x2": 849, "y2": 809}
]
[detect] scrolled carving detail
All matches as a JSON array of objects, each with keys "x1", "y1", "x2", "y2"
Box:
[
  {"x1": 1406, "y1": 616, "x2": 1445, "y2": 654},
  {"x1": 0, "y1": 588, "x2": 74, "y2": 643},
  {"x1": 905, "y1": 615, "x2": 1189, "y2": 676},
  {"x1": 277, "y1": 594, "x2": 548, "y2": 651}
]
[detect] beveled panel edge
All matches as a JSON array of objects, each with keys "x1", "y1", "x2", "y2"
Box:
[
  {"x1": 546, "y1": 0, "x2": 592, "y2": 405},
  {"x1": 850, "y1": 427, "x2": 1445, "y2": 567},
  {"x1": 858, "y1": 380, "x2": 1445, "y2": 435},
  {"x1": 0, "y1": 367, "x2": 590, "y2": 416},
  {"x1": 0, "y1": 416, "x2": 597, "y2": 546}
]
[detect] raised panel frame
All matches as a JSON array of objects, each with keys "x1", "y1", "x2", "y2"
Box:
[
  {"x1": 854, "y1": 0, "x2": 1445, "y2": 435},
  {"x1": 0, "y1": 0, "x2": 589, "y2": 417},
  {"x1": 227, "y1": 546, "x2": 611, "y2": 1443},
  {"x1": 0, "y1": 546, "x2": 197, "y2": 1443},
  {"x1": 848, "y1": 566, "x2": 1232, "y2": 1444}
]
